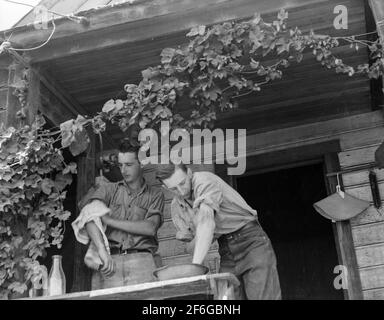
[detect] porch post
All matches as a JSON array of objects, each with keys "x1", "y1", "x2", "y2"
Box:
[
  {"x1": 368, "y1": 0, "x2": 384, "y2": 98},
  {"x1": 71, "y1": 128, "x2": 96, "y2": 293},
  {"x1": 0, "y1": 54, "x2": 40, "y2": 128},
  {"x1": 323, "y1": 153, "x2": 364, "y2": 300},
  {"x1": 368, "y1": 0, "x2": 384, "y2": 41}
]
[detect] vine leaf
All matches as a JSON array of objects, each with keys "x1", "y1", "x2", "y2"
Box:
[
  {"x1": 41, "y1": 179, "x2": 53, "y2": 195},
  {"x1": 60, "y1": 119, "x2": 75, "y2": 148},
  {"x1": 69, "y1": 129, "x2": 90, "y2": 156},
  {"x1": 63, "y1": 162, "x2": 77, "y2": 175}
]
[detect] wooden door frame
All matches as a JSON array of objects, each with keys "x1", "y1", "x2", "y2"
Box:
[
  {"x1": 216, "y1": 139, "x2": 363, "y2": 299},
  {"x1": 323, "y1": 153, "x2": 363, "y2": 300}
]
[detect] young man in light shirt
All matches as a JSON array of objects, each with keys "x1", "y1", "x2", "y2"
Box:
[
  {"x1": 83, "y1": 140, "x2": 164, "y2": 289},
  {"x1": 156, "y1": 163, "x2": 281, "y2": 300}
]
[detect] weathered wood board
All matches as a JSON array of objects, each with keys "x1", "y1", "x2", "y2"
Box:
[
  {"x1": 352, "y1": 222, "x2": 384, "y2": 247},
  {"x1": 359, "y1": 265, "x2": 384, "y2": 290}
]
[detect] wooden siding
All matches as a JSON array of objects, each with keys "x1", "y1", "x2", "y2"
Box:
[
  {"x1": 338, "y1": 121, "x2": 384, "y2": 298},
  {"x1": 213, "y1": 109, "x2": 384, "y2": 299}
]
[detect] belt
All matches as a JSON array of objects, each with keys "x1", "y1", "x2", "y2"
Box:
[
  {"x1": 220, "y1": 220, "x2": 259, "y2": 241},
  {"x1": 109, "y1": 247, "x2": 152, "y2": 255}
]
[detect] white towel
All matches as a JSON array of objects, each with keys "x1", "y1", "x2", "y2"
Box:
[{"x1": 71, "y1": 200, "x2": 111, "y2": 270}]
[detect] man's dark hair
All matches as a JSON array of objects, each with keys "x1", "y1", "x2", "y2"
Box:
[
  {"x1": 118, "y1": 139, "x2": 140, "y2": 158},
  {"x1": 155, "y1": 163, "x2": 188, "y2": 181}
]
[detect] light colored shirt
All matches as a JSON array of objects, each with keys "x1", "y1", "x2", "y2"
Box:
[{"x1": 171, "y1": 171, "x2": 257, "y2": 239}]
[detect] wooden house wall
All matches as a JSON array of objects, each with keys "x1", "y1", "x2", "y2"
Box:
[
  {"x1": 340, "y1": 146, "x2": 384, "y2": 299},
  {"x1": 214, "y1": 109, "x2": 384, "y2": 299}
]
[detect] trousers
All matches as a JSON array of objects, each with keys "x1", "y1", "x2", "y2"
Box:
[
  {"x1": 218, "y1": 220, "x2": 282, "y2": 300},
  {"x1": 91, "y1": 252, "x2": 157, "y2": 290}
]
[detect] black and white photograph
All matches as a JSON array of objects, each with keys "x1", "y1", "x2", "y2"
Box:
[{"x1": 0, "y1": 0, "x2": 384, "y2": 306}]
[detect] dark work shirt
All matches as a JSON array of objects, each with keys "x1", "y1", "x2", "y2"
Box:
[{"x1": 88, "y1": 179, "x2": 165, "y2": 253}]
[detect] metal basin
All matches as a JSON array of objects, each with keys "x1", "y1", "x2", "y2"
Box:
[{"x1": 153, "y1": 263, "x2": 209, "y2": 281}]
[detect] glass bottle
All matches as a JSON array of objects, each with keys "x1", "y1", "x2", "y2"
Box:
[{"x1": 48, "y1": 255, "x2": 66, "y2": 296}]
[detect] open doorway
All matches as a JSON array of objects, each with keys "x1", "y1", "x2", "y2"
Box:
[{"x1": 236, "y1": 162, "x2": 344, "y2": 300}]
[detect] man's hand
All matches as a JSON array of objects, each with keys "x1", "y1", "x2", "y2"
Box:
[
  {"x1": 101, "y1": 215, "x2": 112, "y2": 226},
  {"x1": 98, "y1": 247, "x2": 115, "y2": 277},
  {"x1": 186, "y1": 238, "x2": 196, "y2": 254}
]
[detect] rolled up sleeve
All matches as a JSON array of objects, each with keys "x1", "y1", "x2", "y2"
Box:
[
  {"x1": 146, "y1": 190, "x2": 165, "y2": 228},
  {"x1": 87, "y1": 182, "x2": 116, "y2": 206},
  {"x1": 193, "y1": 175, "x2": 223, "y2": 214}
]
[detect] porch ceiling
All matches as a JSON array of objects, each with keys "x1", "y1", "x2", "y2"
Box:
[{"x1": 24, "y1": 0, "x2": 373, "y2": 149}]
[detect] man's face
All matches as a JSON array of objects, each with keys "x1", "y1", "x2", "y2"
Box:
[
  {"x1": 162, "y1": 167, "x2": 192, "y2": 199},
  {"x1": 118, "y1": 152, "x2": 142, "y2": 183}
]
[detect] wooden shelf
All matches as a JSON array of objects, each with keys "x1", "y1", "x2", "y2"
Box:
[{"x1": 22, "y1": 273, "x2": 239, "y2": 300}]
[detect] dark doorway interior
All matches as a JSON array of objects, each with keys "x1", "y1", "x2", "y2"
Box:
[{"x1": 236, "y1": 162, "x2": 344, "y2": 300}]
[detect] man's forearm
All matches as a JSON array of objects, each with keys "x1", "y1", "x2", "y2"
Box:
[
  {"x1": 192, "y1": 219, "x2": 215, "y2": 264},
  {"x1": 106, "y1": 218, "x2": 157, "y2": 237},
  {"x1": 85, "y1": 221, "x2": 107, "y2": 252}
]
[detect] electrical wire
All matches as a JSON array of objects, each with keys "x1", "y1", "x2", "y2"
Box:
[{"x1": 9, "y1": 18, "x2": 56, "y2": 51}]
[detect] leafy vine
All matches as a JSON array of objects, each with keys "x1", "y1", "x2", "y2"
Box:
[{"x1": 0, "y1": 116, "x2": 76, "y2": 299}]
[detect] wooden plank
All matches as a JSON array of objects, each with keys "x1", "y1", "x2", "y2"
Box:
[
  {"x1": 352, "y1": 222, "x2": 384, "y2": 247},
  {"x1": 338, "y1": 145, "x2": 380, "y2": 168},
  {"x1": 245, "y1": 139, "x2": 340, "y2": 173},
  {"x1": 351, "y1": 205, "x2": 384, "y2": 227},
  {"x1": 26, "y1": 273, "x2": 239, "y2": 300},
  {"x1": 363, "y1": 287, "x2": 384, "y2": 300},
  {"x1": 344, "y1": 182, "x2": 384, "y2": 202},
  {"x1": 337, "y1": 143, "x2": 384, "y2": 187},
  {"x1": 8, "y1": 0, "x2": 330, "y2": 63},
  {"x1": 245, "y1": 111, "x2": 384, "y2": 157},
  {"x1": 341, "y1": 126, "x2": 384, "y2": 151},
  {"x1": 359, "y1": 265, "x2": 384, "y2": 290},
  {"x1": 324, "y1": 153, "x2": 363, "y2": 300},
  {"x1": 342, "y1": 170, "x2": 384, "y2": 188},
  {"x1": 356, "y1": 243, "x2": 384, "y2": 268},
  {"x1": 89, "y1": 272, "x2": 240, "y2": 300}
]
